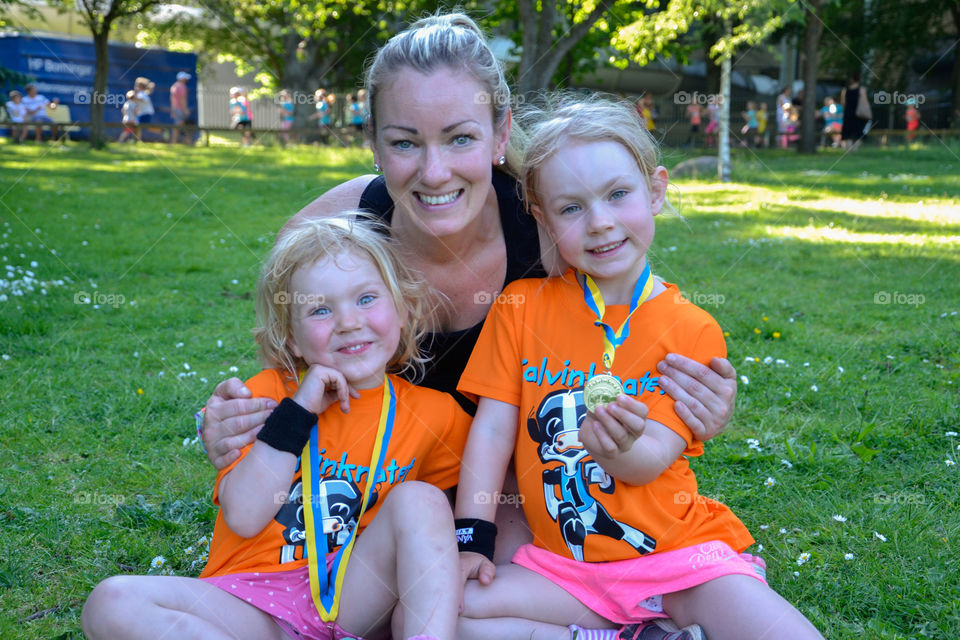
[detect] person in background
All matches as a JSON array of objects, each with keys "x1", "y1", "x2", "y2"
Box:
[
  {"x1": 118, "y1": 90, "x2": 141, "y2": 143},
  {"x1": 21, "y1": 84, "x2": 59, "y2": 143},
  {"x1": 704, "y1": 98, "x2": 719, "y2": 148},
  {"x1": 134, "y1": 77, "x2": 155, "y2": 124},
  {"x1": 277, "y1": 89, "x2": 295, "y2": 145},
  {"x1": 170, "y1": 71, "x2": 191, "y2": 145},
  {"x1": 776, "y1": 87, "x2": 792, "y2": 149},
  {"x1": 229, "y1": 86, "x2": 253, "y2": 146},
  {"x1": 817, "y1": 96, "x2": 843, "y2": 148},
  {"x1": 4, "y1": 89, "x2": 27, "y2": 143},
  {"x1": 904, "y1": 98, "x2": 920, "y2": 143},
  {"x1": 756, "y1": 102, "x2": 769, "y2": 148},
  {"x1": 684, "y1": 102, "x2": 701, "y2": 147}
]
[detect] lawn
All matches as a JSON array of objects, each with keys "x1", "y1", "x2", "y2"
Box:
[{"x1": 1, "y1": 139, "x2": 958, "y2": 639}]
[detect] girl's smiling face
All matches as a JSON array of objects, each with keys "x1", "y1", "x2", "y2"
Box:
[
  {"x1": 287, "y1": 249, "x2": 403, "y2": 390},
  {"x1": 534, "y1": 138, "x2": 668, "y2": 302},
  {"x1": 372, "y1": 66, "x2": 510, "y2": 240}
]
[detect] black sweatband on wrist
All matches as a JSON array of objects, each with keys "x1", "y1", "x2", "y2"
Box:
[
  {"x1": 455, "y1": 518, "x2": 498, "y2": 561},
  {"x1": 256, "y1": 397, "x2": 317, "y2": 455}
]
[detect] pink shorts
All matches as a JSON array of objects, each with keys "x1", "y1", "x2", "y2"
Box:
[
  {"x1": 201, "y1": 561, "x2": 365, "y2": 640},
  {"x1": 512, "y1": 541, "x2": 767, "y2": 624}
]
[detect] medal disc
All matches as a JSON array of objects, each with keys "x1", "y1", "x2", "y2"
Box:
[{"x1": 584, "y1": 374, "x2": 623, "y2": 412}]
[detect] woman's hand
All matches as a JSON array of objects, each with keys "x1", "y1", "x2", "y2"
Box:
[
  {"x1": 202, "y1": 378, "x2": 278, "y2": 470},
  {"x1": 657, "y1": 354, "x2": 737, "y2": 441},
  {"x1": 579, "y1": 395, "x2": 648, "y2": 458}
]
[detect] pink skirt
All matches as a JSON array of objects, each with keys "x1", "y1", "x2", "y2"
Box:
[
  {"x1": 512, "y1": 541, "x2": 767, "y2": 624},
  {"x1": 201, "y1": 560, "x2": 366, "y2": 640}
]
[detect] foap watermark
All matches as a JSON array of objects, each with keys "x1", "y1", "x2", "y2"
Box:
[
  {"x1": 872, "y1": 491, "x2": 925, "y2": 505},
  {"x1": 73, "y1": 90, "x2": 126, "y2": 107},
  {"x1": 676, "y1": 290, "x2": 726, "y2": 308},
  {"x1": 73, "y1": 491, "x2": 126, "y2": 506},
  {"x1": 473, "y1": 91, "x2": 525, "y2": 108},
  {"x1": 275, "y1": 91, "x2": 323, "y2": 106},
  {"x1": 674, "y1": 91, "x2": 723, "y2": 106},
  {"x1": 673, "y1": 490, "x2": 725, "y2": 506},
  {"x1": 873, "y1": 91, "x2": 926, "y2": 106},
  {"x1": 274, "y1": 291, "x2": 326, "y2": 306},
  {"x1": 874, "y1": 291, "x2": 924, "y2": 307},
  {"x1": 473, "y1": 290, "x2": 525, "y2": 306},
  {"x1": 474, "y1": 490, "x2": 525, "y2": 506},
  {"x1": 74, "y1": 290, "x2": 125, "y2": 308}
]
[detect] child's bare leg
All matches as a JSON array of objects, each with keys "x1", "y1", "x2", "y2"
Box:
[
  {"x1": 81, "y1": 575, "x2": 287, "y2": 640},
  {"x1": 459, "y1": 616, "x2": 572, "y2": 640},
  {"x1": 663, "y1": 574, "x2": 823, "y2": 640},
  {"x1": 460, "y1": 563, "x2": 615, "y2": 640},
  {"x1": 336, "y1": 480, "x2": 460, "y2": 640}
]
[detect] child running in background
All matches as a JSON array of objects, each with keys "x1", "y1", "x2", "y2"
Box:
[
  {"x1": 118, "y1": 90, "x2": 140, "y2": 143},
  {"x1": 453, "y1": 96, "x2": 824, "y2": 640},
  {"x1": 904, "y1": 98, "x2": 920, "y2": 143},
  {"x1": 277, "y1": 89, "x2": 295, "y2": 145},
  {"x1": 703, "y1": 98, "x2": 719, "y2": 147},
  {"x1": 230, "y1": 86, "x2": 253, "y2": 146},
  {"x1": 82, "y1": 214, "x2": 469, "y2": 640},
  {"x1": 756, "y1": 102, "x2": 768, "y2": 148}
]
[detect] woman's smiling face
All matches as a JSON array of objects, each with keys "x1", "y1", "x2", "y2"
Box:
[{"x1": 372, "y1": 66, "x2": 509, "y2": 239}]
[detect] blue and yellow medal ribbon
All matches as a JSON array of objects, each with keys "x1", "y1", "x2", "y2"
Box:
[
  {"x1": 579, "y1": 262, "x2": 655, "y2": 371},
  {"x1": 300, "y1": 374, "x2": 396, "y2": 622}
]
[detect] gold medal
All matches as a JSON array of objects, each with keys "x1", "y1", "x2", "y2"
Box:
[{"x1": 584, "y1": 373, "x2": 623, "y2": 413}]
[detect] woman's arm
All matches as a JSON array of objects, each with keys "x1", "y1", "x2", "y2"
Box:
[{"x1": 656, "y1": 354, "x2": 737, "y2": 441}]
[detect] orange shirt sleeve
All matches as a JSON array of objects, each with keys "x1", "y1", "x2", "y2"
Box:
[
  {"x1": 457, "y1": 281, "x2": 526, "y2": 406},
  {"x1": 415, "y1": 397, "x2": 473, "y2": 490}
]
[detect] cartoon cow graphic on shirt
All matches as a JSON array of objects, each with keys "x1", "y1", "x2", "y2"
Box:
[
  {"x1": 527, "y1": 387, "x2": 656, "y2": 561},
  {"x1": 274, "y1": 465, "x2": 380, "y2": 564}
]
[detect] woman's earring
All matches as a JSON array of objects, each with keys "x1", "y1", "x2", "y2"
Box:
[
  {"x1": 496, "y1": 156, "x2": 505, "y2": 166},
  {"x1": 374, "y1": 162, "x2": 381, "y2": 172}
]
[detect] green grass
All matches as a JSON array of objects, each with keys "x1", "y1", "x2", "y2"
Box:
[{"x1": 1, "y1": 139, "x2": 959, "y2": 639}]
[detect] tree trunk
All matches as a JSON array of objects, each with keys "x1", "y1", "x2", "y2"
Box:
[
  {"x1": 719, "y1": 47, "x2": 731, "y2": 182},
  {"x1": 798, "y1": 0, "x2": 823, "y2": 154},
  {"x1": 951, "y1": 4, "x2": 960, "y2": 128},
  {"x1": 90, "y1": 30, "x2": 111, "y2": 149}
]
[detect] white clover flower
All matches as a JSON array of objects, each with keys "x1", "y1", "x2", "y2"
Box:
[
  {"x1": 837, "y1": 366, "x2": 844, "y2": 373},
  {"x1": 803, "y1": 362, "x2": 810, "y2": 367},
  {"x1": 797, "y1": 552, "x2": 811, "y2": 565},
  {"x1": 946, "y1": 431, "x2": 958, "y2": 437},
  {"x1": 785, "y1": 391, "x2": 792, "y2": 398},
  {"x1": 183, "y1": 363, "x2": 190, "y2": 370},
  {"x1": 217, "y1": 340, "x2": 223, "y2": 348},
  {"x1": 740, "y1": 375, "x2": 749, "y2": 385},
  {"x1": 776, "y1": 359, "x2": 786, "y2": 365},
  {"x1": 182, "y1": 437, "x2": 191, "y2": 447},
  {"x1": 833, "y1": 514, "x2": 847, "y2": 522},
  {"x1": 759, "y1": 524, "x2": 769, "y2": 530},
  {"x1": 844, "y1": 553, "x2": 855, "y2": 560},
  {"x1": 793, "y1": 571, "x2": 800, "y2": 577},
  {"x1": 765, "y1": 477, "x2": 776, "y2": 487},
  {"x1": 229, "y1": 366, "x2": 239, "y2": 373},
  {"x1": 757, "y1": 543, "x2": 764, "y2": 552},
  {"x1": 810, "y1": 384, "x2": 819, "y2": 392},
  {"x1": 744, "y1": 357, "x2": 755, "y2": 364},
  {"x1": 763, "y1": 356, "x2": 773, "y2": 364},
  {"x1": 779, "y1": 528, "x2": 787, "y2": 534},
  {"x1": 781, "y1": 459, "x2": 793, "y2": 468},
  {"x1": 747, "y1": 438, "x2": 760, "y2": 446},
  {"x1": 150, "y1": 555, "x2": 166, "y2": 569},
  {"x1": 873, "y1": 531, "x2": 887, "y2": 542}
]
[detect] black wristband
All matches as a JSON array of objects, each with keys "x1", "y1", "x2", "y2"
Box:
[
  {"x1": 455, "y1": 518, "x2": 498, "y2": 561},
  {"x1": 256, "y1": 398, "x2": 317, "y2": 455}
]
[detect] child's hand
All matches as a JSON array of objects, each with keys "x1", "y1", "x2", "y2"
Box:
[
  {"x1": 292, "y1": 364, "x2": 359, "y2": 415},
  {"x1": 459, "y1": 550, "x2": 496, "y2": 587},
  {"x1": 581, "y1": 395, "x2": 648, "y2": 458}
]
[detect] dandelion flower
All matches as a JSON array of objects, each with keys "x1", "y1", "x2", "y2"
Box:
[
  {"x1": 873, "y1": 531, "x2": 887, "y2": 542},
  {"x1": 723, "y1": 331, "x2": 730, "y2": 337},
  {"x1": 765, "y1": 477, "x2": 776, "y2": 487},
  {"x1": 773, "y1": 332, "x2": 781, "y2": 339},
  {"x1": 137, "y1": 388, "x2": 144, "y2": 395},
  {"x1": 150, "y1": 555, "x2": 166, "y2": 569},
  {"x1": 844, "y1": 553, "x2": 854, "y2": 560},
  {"x1": 797, "y1": 552, "x2": 811, "y2": 565},
  {"x1": 753, "y1": 328, "x2": 761, "y2": 334},
  {"x1": 762, "y1": 316, "x2": 769, "y2": 322},
  {"x1": 833, "y1": 515, "x2": 847, "y2": 522}
]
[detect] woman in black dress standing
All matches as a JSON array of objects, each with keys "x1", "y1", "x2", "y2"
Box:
[{"x1": 841, "y1": 72, "x2": 868, "y2": 150}]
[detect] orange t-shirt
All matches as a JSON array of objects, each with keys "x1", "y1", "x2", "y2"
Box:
[
  {"x1": 201, "y1": 369, "x2": 471, "y2": 578},
  {"x1": 459, "y1": 273, "x2": 753, "y2": 562}
]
